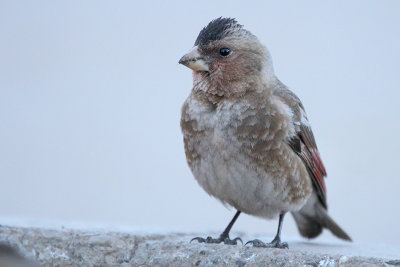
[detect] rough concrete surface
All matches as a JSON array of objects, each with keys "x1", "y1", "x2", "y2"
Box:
[{"x1": 0, "y1": 225, "x2": 399, "y2": 266}]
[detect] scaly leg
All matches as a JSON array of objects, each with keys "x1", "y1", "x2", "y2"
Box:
[
  {"x1": 246, "y1": 213, "x2": 288, "y2": 249},
  {"x1": 191, "y1": 210, "x2": 242, "y2": 245}
]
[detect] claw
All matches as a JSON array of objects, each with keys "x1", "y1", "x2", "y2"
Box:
[
  {"x1": 230, "y1": 237, "x2": 243, "y2": 245},
  {"x1": 189, "y1": 235, "x2": 242, "y2": 245},
  {"x1": 190, "y1": 237, "x2": 206, "y2": 243},
  {"x1": 245, "y1": 239, "x2": 264, "y2": 247},
  {"x1": 245, "y1": 239, "x2": 288, "y2": 249}
]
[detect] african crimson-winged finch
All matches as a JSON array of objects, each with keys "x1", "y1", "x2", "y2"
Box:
[{"x1": 179, "y1": 18, "x2": 351, "y2": 248}]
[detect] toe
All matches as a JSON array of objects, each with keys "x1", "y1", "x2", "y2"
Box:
[
  {"x1": 279, "y1": 242, "x2": 289, "y2": 249},
  {"x1": 270, "y1": 240, "x2": 289, "y2": 249},
  {"x1": 232, "y1": 237, "x2": 243, "y2": 245},
  {"x1": 190, "y1": 237, "x2": 206, "y2": 243},
  {"x1": 205, "y1": 236, "x2": 214, "y2": 243},
  {"x1": 223, "y1": 237, "x2": 242, "y2": 245},
  {"x1": 245, "y1": 239, "x2": 266, "y2": 247}
]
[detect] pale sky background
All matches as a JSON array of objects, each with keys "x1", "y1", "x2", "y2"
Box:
[{"x1": 1, "y1": 1, "x2": 400, "y2": 245}]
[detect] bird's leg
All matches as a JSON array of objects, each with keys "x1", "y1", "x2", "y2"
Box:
[
  {"x1": 191, "y1": 210, "x2": 242, "y2": 245},
  {"x1": 217, "y1": 210, "x2": 242, "y2": 244},
  {"x1": 267, "y1": 212, "x2": 289, "y2": 248},
  {"x1": 246, "y1": 213, "x2": 289, "y2": 249}
]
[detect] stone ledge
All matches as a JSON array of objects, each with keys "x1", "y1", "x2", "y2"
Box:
[{"x1": 0, "y1": 225, "x2": 399, "y2": 266}]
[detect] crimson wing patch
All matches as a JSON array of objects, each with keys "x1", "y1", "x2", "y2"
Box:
[{"x1": 289, "y1": 123, "x2": 328, "y2": 209}]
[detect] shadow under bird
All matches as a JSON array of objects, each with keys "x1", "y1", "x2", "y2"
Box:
[{"x1": 179, "y1": 17, "x2": 351, "y2": 248}]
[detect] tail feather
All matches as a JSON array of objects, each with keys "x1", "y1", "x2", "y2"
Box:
[
  {"x1": 292, "y1": 211, "x2": 322, "y2": 239},
  {"x1": 292, "y1": 193, "x2": 352, "y2": 241}
]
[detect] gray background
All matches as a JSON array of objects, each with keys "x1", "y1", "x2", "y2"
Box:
[{"x1": 1, "y1": 1, "x2": 399, "y2": 244}]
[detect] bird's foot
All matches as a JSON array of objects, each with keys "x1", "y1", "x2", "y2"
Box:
[
  {"x1": 245, "y1": 238, "x2": 288, "y2": 249},
  {"x1": 190, "y1": 234, "x2": 242, "y2": 245}
]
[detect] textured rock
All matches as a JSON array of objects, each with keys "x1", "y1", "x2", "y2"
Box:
[{"x1": 0, "y1": 225, "x2": 398, "y2": 266}]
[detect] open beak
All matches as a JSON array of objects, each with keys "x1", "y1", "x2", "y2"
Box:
[{"x1": 178, "y1": 46, "x2": 209, "y2": 72}]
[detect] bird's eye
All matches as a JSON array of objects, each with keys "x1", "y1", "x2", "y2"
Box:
[{"x1": 219, "y1": 47, "x2": 231, "y2": 57}]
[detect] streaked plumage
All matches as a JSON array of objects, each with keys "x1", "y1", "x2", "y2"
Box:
[{"x1": 179, "y1": 18, "x2": 351, "y2": 247}]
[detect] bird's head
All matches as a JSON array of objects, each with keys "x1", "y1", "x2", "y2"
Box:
[{"x1": 179, "y1": 17, "x2": 274, "y2": 96}]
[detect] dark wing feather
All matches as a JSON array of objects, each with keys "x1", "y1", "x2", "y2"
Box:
[
  {"x1": 275, "y1": 87, "x2": 328, "y2": 208},
  {"x1": 292, "y1": 123, "x2": 328, "y2": 208}
]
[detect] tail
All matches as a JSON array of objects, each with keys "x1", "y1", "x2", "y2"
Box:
[{"x1": 291, "y1": 193, "x2": 352, "y2": 241}]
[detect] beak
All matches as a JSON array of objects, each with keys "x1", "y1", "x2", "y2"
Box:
[{"x1": 178, "y1": 46, "x2": 209, "y2": 72}]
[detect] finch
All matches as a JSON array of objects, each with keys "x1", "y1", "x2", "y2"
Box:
[{"x1": 179, "y1": 17, "x2": 351, "y2": 248}]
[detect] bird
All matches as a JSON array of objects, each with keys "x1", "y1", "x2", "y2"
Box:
[{"x1": 179, "y1": 17, "x2": 351, "y2": 248}]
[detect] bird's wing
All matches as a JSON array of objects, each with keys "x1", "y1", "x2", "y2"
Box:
[{"x1": 275, "y1": 88, "x2": 328, "y2": 208}]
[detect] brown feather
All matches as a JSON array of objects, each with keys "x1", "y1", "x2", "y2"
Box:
[{"x1": 276, "y1": 87, "x2": 328, "y2": 209}]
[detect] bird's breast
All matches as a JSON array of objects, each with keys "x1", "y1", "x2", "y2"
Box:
[{"x1": 181, "y1": 93, "x2": 312, "y2": 218}]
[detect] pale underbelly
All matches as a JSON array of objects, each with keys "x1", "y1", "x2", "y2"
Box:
[{"x1": 190, "y1": 142, "x2": 307, "y2": 219}]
